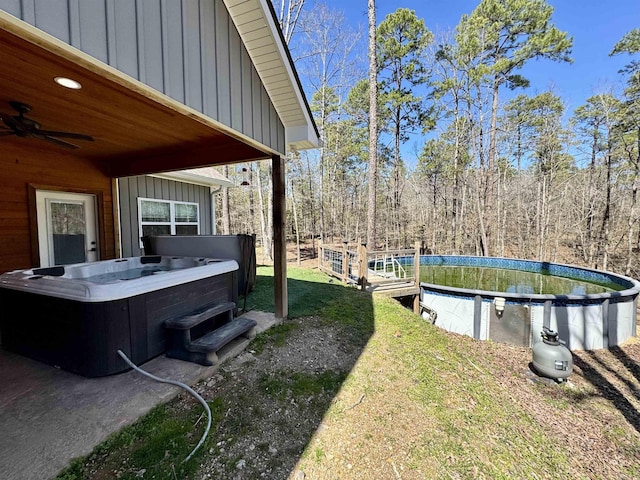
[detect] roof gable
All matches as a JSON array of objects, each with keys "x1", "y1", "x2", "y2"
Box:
[{"x1": 224, "y1": 0, "x2": 320, "y2": 151}]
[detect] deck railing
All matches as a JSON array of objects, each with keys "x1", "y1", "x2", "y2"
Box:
[
  {"x1": 318, "y1": 241, "x2": 422, "y2": 291},
  {"x1": 366, "y1": 248, "x2": 415, "y2": 285},
  {"x1": 318, "y1": 242, "x2": 361, "y2": 284}
]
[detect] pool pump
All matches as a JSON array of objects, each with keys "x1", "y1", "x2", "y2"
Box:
[{"x1": 532, "y1": 327, "x2": 573, "y2": 382}]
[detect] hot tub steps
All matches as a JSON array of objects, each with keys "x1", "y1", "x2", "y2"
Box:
[
  {"x1": 165, "y1": 302, "x2": 257, "y2": 366},
  {"x1": 164, "y1": 301, "x2": 236, "y2": 330}
]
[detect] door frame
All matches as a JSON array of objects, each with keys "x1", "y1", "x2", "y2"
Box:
[
  {"x1": 28, "y1": 184, "x2": 106, "y2": 267},
  {"x1": 36, "y1": 190, "x2": 99, "y2": 266}
]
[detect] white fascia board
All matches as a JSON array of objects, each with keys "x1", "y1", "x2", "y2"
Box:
[
  {"x1": 224, "y1": 0, "x2": 320, "y2": 151},
  {"x1": 286, "y1": 124, "x2": 323, "y2": 151}
]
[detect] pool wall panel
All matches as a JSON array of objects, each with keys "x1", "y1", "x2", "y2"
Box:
[
  {"x1": 480, "y1": 302, "x2": 490, "y2": 340},
  {"x1": 422, "y1": 292, "x2": 475, "y2": 338},
  {"x1": 610, "y1": 301, "x2": 634, "y2": 347},
  {"x1": 530, "y1": 305, "x2": 545, "y2": 345},
  {"x1": 419, "y1": 255, "x2": 640, "y2": 350}
]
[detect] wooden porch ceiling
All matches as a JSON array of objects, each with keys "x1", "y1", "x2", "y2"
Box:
[{"x1": 0, "y1": 14, "x2": 270, "y2": 177}]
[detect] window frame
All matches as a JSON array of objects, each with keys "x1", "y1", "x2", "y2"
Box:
[{"x1": 137, "y1": 197, "x2": 200, "y2": 248}]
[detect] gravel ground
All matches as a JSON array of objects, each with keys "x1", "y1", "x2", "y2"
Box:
[{"x1": 192, "y1": 316, "x2": 361, "y2": 480}]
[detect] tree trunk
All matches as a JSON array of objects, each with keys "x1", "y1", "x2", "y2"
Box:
[
  {"x1": 475, "y1": 86, "x2": 489, "y2": 256},
  {"x1": 249, "y1": 163, "x2": 255, "y2": 233},
  {"x1": 256, "y1": 164, "x2": 273, "y2": 262},
  {"x1": 291, "y1": 177, "x2": 301, "y2": 266},
  {"x1": 597, "y1": 141, "x2": 613, "y2": 271},
  {"x1": 393, "y1": 110, "x2": 402, "y2": 247},
  {"x1": 305, "y1": 155, "x2": 316, "y2": 256},
  {"x1": 267, "y1": 165, "x2": 274, "y2": 260},
  {"x1": 535, "y1": 177, "x2": 543, "y2": 260},
  {"x1": 452, "y1": 95, "x2": 461, "y2": 254},
  {"x1": 222, "y1": 165, "x2": 231, "y2": 235},
  {"x1": 366, "y1": 0, "x2": 378, "y2": 249},
  {"x1": 275, "y1": 0, "x2": 304, "y2": 44},
  {"x1": 484, "y1": 78, "x2": 500, "y2": 256},
  {"x1": 625, "y1": 129, "x2": 640, "y2": 275},
  {"x1": 585, "y1": 123, "x2": 598, "y2": 265}
]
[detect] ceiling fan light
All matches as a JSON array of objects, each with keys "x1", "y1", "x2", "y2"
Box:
[{"x1": 54, "y1": 77, "x2": 82, "y2": 90}]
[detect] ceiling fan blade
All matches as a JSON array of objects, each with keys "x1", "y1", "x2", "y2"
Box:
[
  {"x1": 37, "y1": 135, "x2": 80, "y2": 149},
  {"x1": 36, "y1": 130, "x2": 94, "y2": 141},
  {"x1": 1, "y1": 114, "x2": 21, "y2": 131}
]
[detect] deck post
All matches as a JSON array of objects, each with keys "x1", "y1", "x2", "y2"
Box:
[
  {"x1": 342, "y1": 240, "x2": 349, "y2": 282},
  {"x1": 413, "y1": 240, "x2": 421, "y2": 314},
  {"x1": 272, "y1": 154, "x2": 287, "y2": 320},
  {"x1": 358, "y1": 242, "x2": 368, "y2": 289}
]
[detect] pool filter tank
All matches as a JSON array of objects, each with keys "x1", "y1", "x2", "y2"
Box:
[{"x1": 532, "y1": 327, "x2": 573, "y2": 382}]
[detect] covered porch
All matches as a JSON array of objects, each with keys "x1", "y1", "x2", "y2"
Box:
[
  {"x1": 0, "y1": 3, "x2": 319, "y2": 318},
  {"x1": 0, "y1": 1, "x2": 318, "y2": 477}
]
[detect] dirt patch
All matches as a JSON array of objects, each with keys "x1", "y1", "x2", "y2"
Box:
[{"x1": 191, "y1": 316, "x2": 362, "y2": 479}]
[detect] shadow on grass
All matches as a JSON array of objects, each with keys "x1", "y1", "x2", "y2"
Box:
[
  {"x1": 572, "y1": 351, "x2": 640, "y2": 434},
  {"x1": 610, "y1": 346, "x2": 640, "y2": 386},
  {"x1": 216, "y1": 268, "x2": 376, "y2": 477},
  {"x1": 244, "y1": 267, "x2": 368, "y2": 318}
]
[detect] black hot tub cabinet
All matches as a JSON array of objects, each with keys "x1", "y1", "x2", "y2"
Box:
[{"x1": 0, "y1": 256, "x2": 238, "y2": 377}]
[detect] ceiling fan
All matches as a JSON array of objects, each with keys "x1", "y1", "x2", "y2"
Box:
[{"x1": 0, "y1": 101, "x2": 94, "y2": 149}]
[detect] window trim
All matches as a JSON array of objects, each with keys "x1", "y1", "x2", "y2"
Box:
[{"x1": 137, "y1": 197, "x2": 200, "y2": 248}]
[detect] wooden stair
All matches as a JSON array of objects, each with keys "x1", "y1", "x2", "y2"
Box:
[{"x1": 165, "y1": 301, "x2": 256, "y2": 366}]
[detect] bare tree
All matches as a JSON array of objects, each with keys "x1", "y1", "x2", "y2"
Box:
[
  {"x1": 256, "y1": 162, "x2": 273, "y2": 262},
  {"x1": 366, "y1": 0, "x2": 378, "y2": 248},
  {"x1": 221, "y1": 165, "x2": 231, "y2": 235},
  {"x1": 274, "y1": 0, "x2": 305, "y2": 44},
  {"x1": 297, "y1": 4, "x2": 362, "y2": 245}
]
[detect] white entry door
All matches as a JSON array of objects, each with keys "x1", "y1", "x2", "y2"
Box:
[{"x1": 36, "y1": 190, "x2": 99, "y2": 267}]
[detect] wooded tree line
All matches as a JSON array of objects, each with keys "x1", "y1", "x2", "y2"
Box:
[{"x1": 218, "y1": 0, "x2": 640, "y2": 277}]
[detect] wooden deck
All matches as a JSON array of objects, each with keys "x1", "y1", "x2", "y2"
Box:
[
  {"x1": 365, "y1": 274, "x2": 420, "y2": 298},
  {"x1": 318, "y1": 241, "x2": 423, "y2": 311}
]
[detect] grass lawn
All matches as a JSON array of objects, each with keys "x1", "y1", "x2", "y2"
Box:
[{"x1": 57, "y1": 265, "x2": 640, "y2": 479}]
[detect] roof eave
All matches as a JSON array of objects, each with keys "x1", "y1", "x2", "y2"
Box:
[{"x1": 224, "y1": 0, "x2": 320, "y2": 152}]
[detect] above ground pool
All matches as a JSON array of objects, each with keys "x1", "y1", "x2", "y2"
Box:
[
  {"x1": 415, "y1": 256, "x2": 640, "y2": 350},
  {"x1": 0, "y1": 256, "x2": 238, "y2": 376}
]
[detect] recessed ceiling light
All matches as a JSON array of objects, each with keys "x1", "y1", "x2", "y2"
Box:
[{"x1": 54, "y1": 77, "x2": 82, "y2": 89}]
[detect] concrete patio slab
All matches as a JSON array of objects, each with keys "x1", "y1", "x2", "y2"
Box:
[{"x1": 0, "y1": 311, "x2": 278, "y2": 480}]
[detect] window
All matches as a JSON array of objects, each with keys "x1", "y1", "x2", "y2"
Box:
[{"x1": 138, "y1": 198, "x2": 199, "y2": 246}]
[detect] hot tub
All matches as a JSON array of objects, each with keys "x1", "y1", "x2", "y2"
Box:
[{"x1": 0, "y1": 256, "x2": 238, "y2": 377}]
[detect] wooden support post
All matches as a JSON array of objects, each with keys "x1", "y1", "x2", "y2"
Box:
[
  {"x1": 272, "y1": 155, "x2": 287, "y2": 320},
  {"x1": 358, "y1": 243, "x2": 368, "y2": 290},
  {"x1": 413, "y1": 240, "x2": 421, "y2": 314},
  {"x1": 318, "y1": 239, "x2": 323, "y2": 270},
  {"x1": 342, "y1": 241, "x2": 349, "y2": 283}
]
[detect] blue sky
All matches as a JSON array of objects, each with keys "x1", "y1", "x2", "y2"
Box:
[
  {"x1": 316, "y1": 0, "x2": 639, "y2": 112},
  {"x1": 305, "y1": 0, "x2": 639, "y2": 166}
]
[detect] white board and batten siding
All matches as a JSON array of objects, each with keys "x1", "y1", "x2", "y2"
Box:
[{"x1": 0, "y1": 0, "x2": 286, "y2": 155}]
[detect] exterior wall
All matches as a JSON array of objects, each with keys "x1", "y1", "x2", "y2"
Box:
[
  {"x1": 0, "y1": 143, "x2": 115, "y2": 273},
  {"x1": 118, "y1": 175, "x2": 213, "y2": 258},
  {"x1": 0, "y1": 0, "x2": 286, "y2": 155}
]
